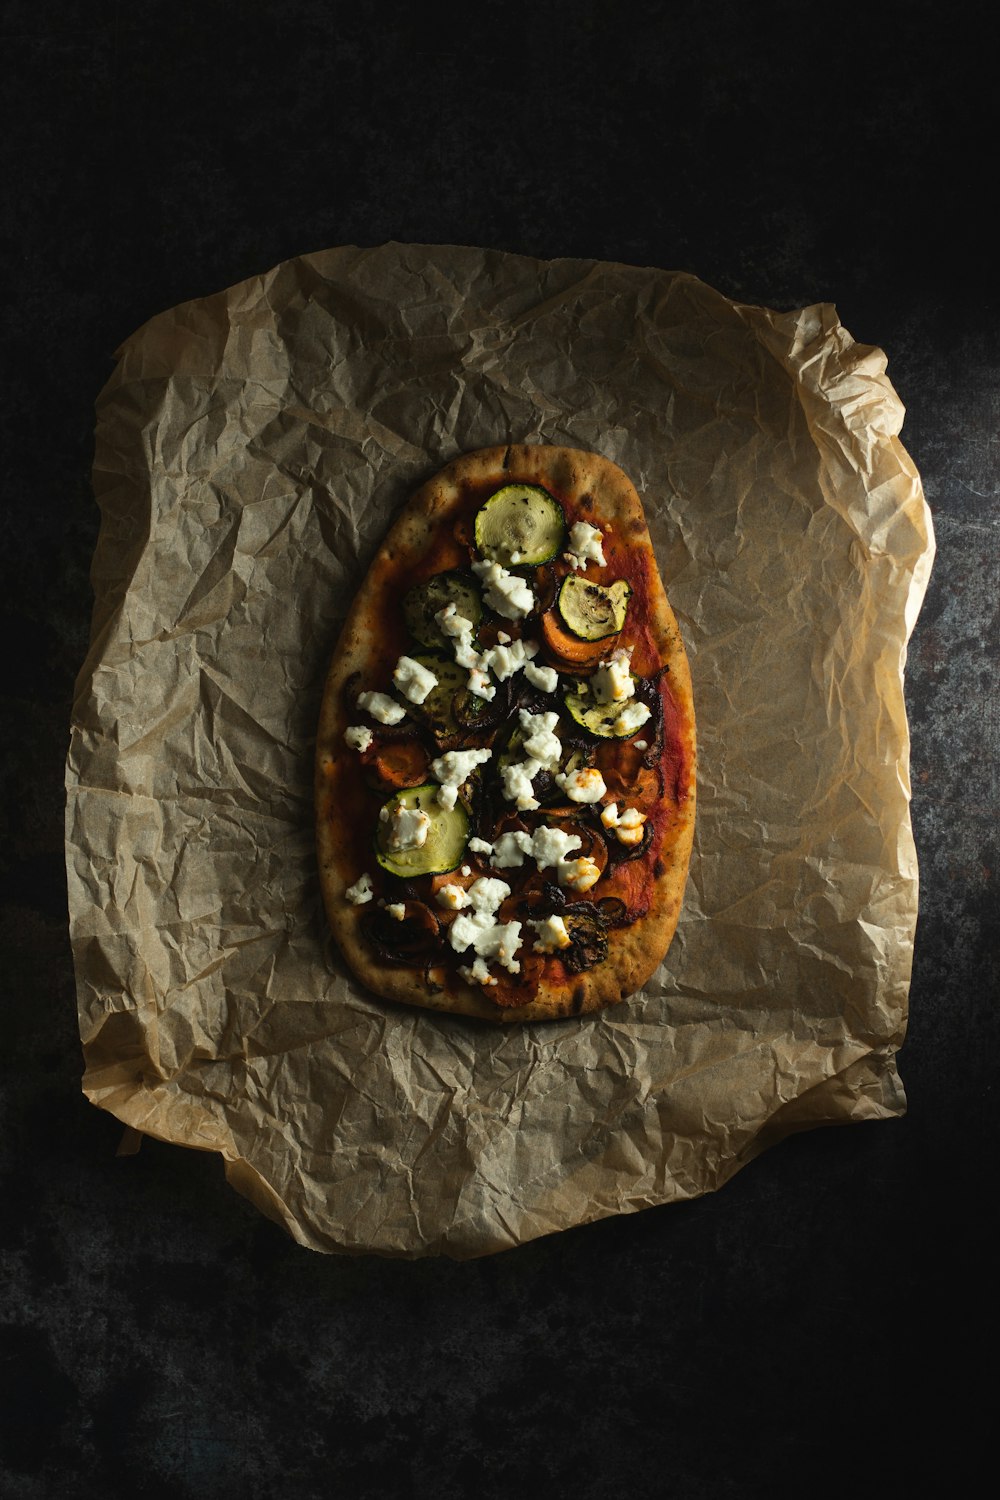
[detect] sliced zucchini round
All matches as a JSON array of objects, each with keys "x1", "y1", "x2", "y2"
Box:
[
  {"x1": 473, "y1": 484, "x2": 566, "y2": 566},
  {"x1": 557, "y1": 576, "x2": 632, "y2": 642},
  {"x1": 563, "y1": 678, "x2": 647, "y2": 738},
  {"x1": 406, "y1": 653, "x2": 483, "y2": 739},
  {"x1": 375, "y1": 784, "x2": 469, "y2": 878},
  {"x1": 403, "y1": 571, "x2": 482, "y2": 649}
]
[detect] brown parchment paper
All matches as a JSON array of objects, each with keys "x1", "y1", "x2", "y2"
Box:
[{"x1": 65, "y1": 244, "x2": 934, "y2": 1258}]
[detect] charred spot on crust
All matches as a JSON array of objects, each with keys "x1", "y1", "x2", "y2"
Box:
[
  {"x1": 571, "y1": 984, "x2": 585, "y2": 1014},
  {"x1": 629, "y1": 518, "x2": 644, "y2": 535},
  {"x1": 579, "y1": 493, "x2": 594, "y2": 510},
  {"x1": 654, "y1": 858, "x2": 665, "y2": 878},
  {"x1": 502, "y1": 445, "x2": 512, "y2": 469}
]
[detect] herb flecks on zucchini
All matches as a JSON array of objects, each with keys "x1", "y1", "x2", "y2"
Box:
[
  {"x1": 474, "y1": 484, "x2": 566, "y2": 566},
  {"x1": 375, "y1": 784, "x2": 469, "y2": 877},
  {"x1": 563, "y1": 675, "x2": 650, "y2": 738},
  {"x1": 557, "y1": 576, "x2": 631, "y2": 642},
  {"x1": 406, "y1": 653, "x2": 482, "y2": 739},
  {"x1": 404, "y1": 572, "x2": 482, "y2": 649}
]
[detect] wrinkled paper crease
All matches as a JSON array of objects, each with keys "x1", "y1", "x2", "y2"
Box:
[{"x1": 65, "y1": 245, "x2": 933, "y2": 1257}]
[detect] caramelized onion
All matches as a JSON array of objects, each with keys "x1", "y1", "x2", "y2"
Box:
[{"x1": 362, "y1": 900, "x2": 442, "y2": 965}]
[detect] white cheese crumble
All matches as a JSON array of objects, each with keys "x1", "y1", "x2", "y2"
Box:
[
  {"x1": 345, "y1": 873, "x2": 374, "y2": 904},
  {"x1": 518, "y1": 709, "x2": 562, "y2": 770},
  {"x1": 344, "y1": 724, "x2": 373, "y2": 753},
  {"x1": 591, "y1": 647, "x2": 634, "y2": 705},
  {"x1": 435, "y1": 603, "x2": 477, "y2": 641},
  {"x1": 467, "y1": 837, "x2": 494, "y2": 856},
  {"x1": 466, "y1": 666, "x2": 497, "y2": 702},
  {"x1": 614, "y1": 701, "x2": 652, "y2": 736},
  {"x1": 499, "y1": 758, "x2": 542, "y2": 811},
  {"x1": 435, "y1": 883, "x2": 470, "y2": 911},
  {"x1": 447, "y1": 877, "x2": 522, "y2": 976},
  {"x1": 393, "y1": 655, "x2": 438, "y2": 704},
  {"x1": 430, "y1": 746, "x2": 493, "y2": 809},
  {"x1": 634, "y1": 740, "x2": 648, "y2": 751},
  {"x1": 555, "y1": 766, "x2": 607, "y2": 804},
  {"x1": 356, "y1": 690, "x2": 407, "y2": 724},
  {"x1": 523, "y1": 660, "x2": 559, "y2": 694},
  {"x1": 384, "y1": 805, "x2": 430, "y2": 851},
  {"x1": 436, "y1": 601, "x2": 538, "y2": 702},
  {"x1": 480, "y1": 636, "x2": 538, "y2": 682},
  {"x1": 459, "y1": 957, "x2": 497, "y2": 987},
  {"x1": 530, "y1": 914, "x2": 572, "y2": 953},
  {"x1": 558, "y1": 856, "x2": 602, "y2": 893},
  {"x1": 386, "y1": 903, "x2": 407, "y2": 920},
  {"x1": 490, "y1": 825, "x2": 583, "y2": 870},
  {"x1": 471, "y1": 559, "x2": 535, "y2": 619},
  {"x1": 466, "y1": 876, "x2": 510, "y2": 913},
  {"x1": 601, "y1": 802, "x2": 648, "y2": 846},
  {"x1": 564, "y1": 520, "x2": 606, "y2": 571}
]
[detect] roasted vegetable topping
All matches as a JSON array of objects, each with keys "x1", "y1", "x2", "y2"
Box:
[
  {"x1": 556, "y1": 575, "x2": 631, "y2": 641},
  {"x1": 403, "y1": 572, "x2": 482, "y2": 649},
  {"x1": 375, "y1": 784, "x2": 469, "y2": 878},
  {"x1": 474, "y1": 484, "x2": 566, "y2": 566}
]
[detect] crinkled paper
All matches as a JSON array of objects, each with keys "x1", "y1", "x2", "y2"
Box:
[{"x1": 65, "y1": 244, "x2": 934, "y2": 1257}]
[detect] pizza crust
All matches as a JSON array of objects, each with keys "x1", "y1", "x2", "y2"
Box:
[{"x1": 316, "y1": 444, "x2": 696, "y2": 1022}]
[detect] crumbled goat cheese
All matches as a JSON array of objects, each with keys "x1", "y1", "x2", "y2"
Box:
[
  {"x1": 613, "y1": 701, "x2": 651, "y2": 736},
  {"x1": 430, "y1": 747, "x2": 493, "y2": 809},
  {"x1": 530, "y1": 914, "x2": 572, "y2": 953},
  {"x1": 459, "y1": 957, "x2": 497, "y2": 986},
  {"x1": 555, "y1": 766, "x2": 607, "y2": 804},
  {"x1": 435, "y1": 884, "x2": 470, "y2": 911},
  {"x1": 591, "y1": 647, "x2": 634, "y2": 705},
  {"x1": 467, "y1": 837, "x2": 494, "y2": 856},
  {"x1": 393, "y1": 655, "x2": 438, "y2": 704},
  {"x1": 466, "y1": 877, "x2": 510, "y2": 914},
  {"x1": 600, "y1": 802, "x2": 648, "y2": 846},
  {"x1": 523, "y1": 660, "x2": 559, "y2": 694},
  {"x1": 471, "y1": 559, "x2": 534, "y2": 619},
  {"x1": 447, "y1": 877, "x2": 522, "y2": 976},
  {"x1": 491, "y1": 826, "x2": 583, "y2": 870},
  {"x1": 500, "y1": 758, "x2": 542, "y2": 810},
  {"x1": 449, "y1": 914, "x2": 523, "y2": 974},
  {"x1": 386, "y1": 903, "x2": 407, "y2": 920},
  {"x1": 345, "y1": 873, "x2": 374, "y2": 904},
  {"x1": 356, "y1": 690, "x2": 407, "y2": 724},
  {"x1": 385, "y1": 805, "x2": 430, "y2": 851},
  {"x1": 466, "y1": 666, "x2": 497, "y2": 702},
  {"x1": 480, "y1": 637, "x2": 538, "y2": 682},
  {"x1": 344, "y1": 724, "x2": 373, "y2": 753},
  {"x1": 435, "y1": 603, "x2": 477, "y2": 641},
  {"x1": 564, "y1": 521, "x2": 606, "y2": 571},
  {"x1": 557, "y1": 856, "x2": 602, "y2": 893},
  {"x1": 518, "y1": 709, "x2": 562, "y2": 770}
]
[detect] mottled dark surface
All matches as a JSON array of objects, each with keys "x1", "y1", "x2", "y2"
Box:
[{"x1": 1, "y1": 2, "x2": 996, "y2": 1495}]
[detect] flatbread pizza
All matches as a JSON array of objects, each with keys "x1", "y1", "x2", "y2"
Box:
[{"x1": 316, "y1": 444, "x2": 695, "y2": 1021}]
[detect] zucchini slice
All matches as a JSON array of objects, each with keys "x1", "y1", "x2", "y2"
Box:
[
  {"x1": 556, "y1": 576, "x2": 631, "y2": 642},
  {"x1": 406, "y1": 653, "x2": 484, "y2": 739},
  {"x1": 375, "y1": 783, "x2": 469, "y2": 878},
  {"x1": 473, "y1": 484, "x2": 566, "y2": 566},
  {"x1": 563, "y1": 678, "x2": 650, "y2": 739},
  {"x1": 403, "y1": 571, "x2": 482, "y2": 649}
]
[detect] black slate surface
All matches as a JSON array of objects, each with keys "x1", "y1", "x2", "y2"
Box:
[{"x1": 2, "y1": 2, "x2": 996, "y2": 1495}]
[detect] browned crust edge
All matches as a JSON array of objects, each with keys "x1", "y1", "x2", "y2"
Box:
[{"x1": 315, "y1": 444, "x2": 696, "y2": 1022}]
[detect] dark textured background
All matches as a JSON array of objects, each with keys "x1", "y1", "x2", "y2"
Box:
[{"x1": 2, "y1": 2, "x2": 996, "y2": 1495}]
